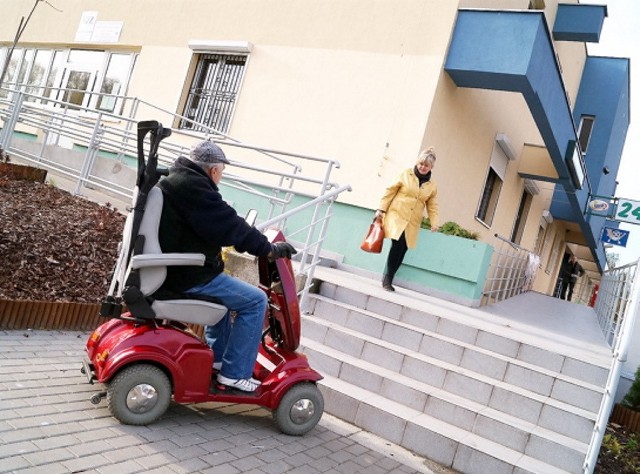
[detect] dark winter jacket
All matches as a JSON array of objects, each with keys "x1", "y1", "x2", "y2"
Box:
[
  {"x1": 157, "y1": 156, "x2": 272, "y2": 292},
  {"x1": 561, "y1": 258, "x2": 585, "y2": 283}
]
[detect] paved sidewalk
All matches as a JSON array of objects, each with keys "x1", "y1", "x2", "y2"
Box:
[{"x1": 0, "y1": 330, "x2": 440, "y2": 474}]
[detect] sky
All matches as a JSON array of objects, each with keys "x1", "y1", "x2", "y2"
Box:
[{"x1": 581, "y1": 0, "x2": 640, "y2": 266}]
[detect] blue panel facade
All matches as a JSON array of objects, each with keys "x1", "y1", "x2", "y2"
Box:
[
  {"x1": 445, "y1": 9, "x2": 629, "y2": 271},
  {"x1": 553, "y1": 3, "x2": 607, "y2": 43},
  {"x1": 567, "y1": 56, "x2": 630, "y2": 247},
  {"x1": 445, "y1": 10, "x2": 575, "y2": 181}
]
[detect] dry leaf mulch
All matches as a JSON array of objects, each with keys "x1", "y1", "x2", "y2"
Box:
[{"x1": 0, "y1": 175, "x2": 125, "y2": 303}]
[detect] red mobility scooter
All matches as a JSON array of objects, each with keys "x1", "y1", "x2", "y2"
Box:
[{"x1": 81, "y1": 121, "x2": 324, "y2": 435}]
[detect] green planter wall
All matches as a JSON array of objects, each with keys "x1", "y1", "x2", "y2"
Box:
[
  {"x1": 219, "y1": 185, "x2": 494, "y2": 307},
  {"x1": 395, "y1": 230, "x2": 494, "y2": 307}
]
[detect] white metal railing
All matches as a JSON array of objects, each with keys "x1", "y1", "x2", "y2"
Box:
[
  {"x1": 482, "y1": 234, "x2": 540, "y2": 305},
  {"x1": 583, "y1": 258, "x2": 640, "y2": 473},
  {"x1": 0, "y1": 84, "x2": 351, "y2": 310},
  {"x1": 594, "y1": 260, "x2": 639, "y2": 347}
]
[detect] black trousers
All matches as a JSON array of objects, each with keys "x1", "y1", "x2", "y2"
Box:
[
  {"x1": 560, "y1": 278, "x2": 576, "y2": 301},
  {"x1": 384, "y1": 232, "x2": 408, "y2": 280}
]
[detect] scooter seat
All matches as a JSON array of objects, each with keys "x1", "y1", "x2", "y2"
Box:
[{"x1": 151, "y1": 299, "x2": 227, "y2": 326}]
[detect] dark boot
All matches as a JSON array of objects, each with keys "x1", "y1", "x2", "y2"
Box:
[{"x1": 382, "y1": 274, "x2": 395, "y2": 292}]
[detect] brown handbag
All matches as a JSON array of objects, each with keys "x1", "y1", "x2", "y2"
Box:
[{"x1": 360, "y1": 217, "x2": 385, "y2": 253}]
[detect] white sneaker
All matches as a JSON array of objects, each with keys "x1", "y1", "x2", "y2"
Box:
[
  {"x1": 217, "y1": 374, "x2": 261, "y2": 392},
  {"x1": 212, "y1": 361, "x2": 222, "y2": 370}
]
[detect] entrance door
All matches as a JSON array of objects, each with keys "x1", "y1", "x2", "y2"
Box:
[{"x1": 57, "y1": 66, "x2": 97, "y2": 109}]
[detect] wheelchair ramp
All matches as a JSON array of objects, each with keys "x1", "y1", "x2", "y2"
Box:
[{"x1": 300, "y1": 267, "x2": 612, "y2": 474}]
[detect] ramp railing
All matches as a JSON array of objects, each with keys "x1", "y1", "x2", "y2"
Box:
[
  {"x1": 583, "y1": 258, "x2": 640, "y2": 473},
  {"x1": 482, "y1": 234, "x2": 540, "y2": 305},
  {"x1": 0, "y1": 84, "x2": 350, "y2": 310}
]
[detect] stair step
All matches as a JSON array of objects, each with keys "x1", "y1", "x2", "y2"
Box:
[
  {"x1": 314, "y1": 275, "x2": 610, "y2": 386},
  {"x1": 318, "y1": 374, "x2": 580, "y2": 473},
  {"x1": 308, "y1": 294, "x2": 605, "y2": 412},
  {"x1": 302, "y1": 314, "x2": 597, "y2": 444},
  {"x1": 302, "y1": 337, "x2": 588, "y2": 455},
  {"x1": 304, "y1": 268, "x2": 613, "y2": 473}
]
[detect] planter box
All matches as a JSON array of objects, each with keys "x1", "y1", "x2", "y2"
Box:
[
  {"x1": 0, "y1": 299, "x2": 101, "y2": 330},
  {"x1": 610, "y1": 403, "x2": 640, "y2": 433},
  {"x1": 0, "y1": 162, "x2": 47, "y2": 182},
  {"x1": 396, "y1": 230, "x2": 494, "y2": 307},
  {"x1": 0, "y1": 298, "x2": 208, "y2": 339}
]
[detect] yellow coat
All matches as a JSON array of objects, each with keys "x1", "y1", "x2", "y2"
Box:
[{"x1": 378, "y1": 168, "x2": 439, "y2": 249}]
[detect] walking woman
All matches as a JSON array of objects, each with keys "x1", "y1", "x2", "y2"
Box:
[{"x1": 375, "y1": 147, "x2": 439, "y2": 291}]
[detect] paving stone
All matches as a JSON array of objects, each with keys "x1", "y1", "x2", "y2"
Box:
[{"x1": 0, "y1": 329, "x2": 432, "y2": 474}]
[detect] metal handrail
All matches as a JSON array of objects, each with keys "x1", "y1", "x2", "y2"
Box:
[
  {"x1": 482, "y1": 233, "x2": 540, "y2": 305},
  {"x1": 0, "y1": 84, "x2": 350, "y2": 310},
  {"x1": 583, "y1": 258, "x2": 640, "y2": 473}
]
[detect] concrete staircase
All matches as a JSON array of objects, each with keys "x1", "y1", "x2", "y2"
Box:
[{"x1": 299, "y1": 268, "x2": 612, "y2": 474}]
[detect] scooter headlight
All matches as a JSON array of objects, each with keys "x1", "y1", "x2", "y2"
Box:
[{"x1": 87, "y1": 330, "x2": 101, "y2": 350}]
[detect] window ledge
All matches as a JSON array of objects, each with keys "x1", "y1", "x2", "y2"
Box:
[
  {"x1": 188, "y1": 40, "x2": 253, "y2": 54},
  {"x1": 474, "y1": 216, "x2": 491, "y2": 230}
]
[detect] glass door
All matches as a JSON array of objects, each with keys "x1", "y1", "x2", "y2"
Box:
[{"x1": 57, "y1": 66, "x2": 97, "y2": 109}]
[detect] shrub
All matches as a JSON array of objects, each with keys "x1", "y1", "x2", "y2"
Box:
[
  {"x1": 622, "y1": 366, "x2": 640, "y2": 411},
  {"x1": 421, "y1": 218, "x2": 478, "y2": 240}
]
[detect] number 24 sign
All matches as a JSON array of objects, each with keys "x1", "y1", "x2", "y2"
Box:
[{"x1": 615, "y1": 198, "x2": 640, "y2": 225}]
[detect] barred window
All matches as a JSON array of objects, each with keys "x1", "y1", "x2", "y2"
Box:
[{"x1": 180, "y1": 53, "x2": 247, "y2": 133}]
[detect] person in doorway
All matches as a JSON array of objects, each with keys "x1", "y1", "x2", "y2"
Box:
[
  {"x1": 157, "y1": 140, "x2": 296, "y2": 392},
  {"x1": 559, "y1": 255, "x2": 585, "y2": 301},
  {"x1": 375, "y1": 147, "x2": 440, "y2": 292}
]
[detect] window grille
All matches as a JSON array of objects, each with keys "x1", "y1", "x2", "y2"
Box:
[{"x1": 180, "y1": 53, "x2": 247, "y2": 133}]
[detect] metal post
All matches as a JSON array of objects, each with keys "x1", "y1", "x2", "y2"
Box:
[{"x1": 0, "y1": 90, "x2": 24, "y2": 151}]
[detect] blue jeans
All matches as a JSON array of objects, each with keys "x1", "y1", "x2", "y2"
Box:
[{"x1": 186, "y1": 272, "x2": 268, "y2": 380}]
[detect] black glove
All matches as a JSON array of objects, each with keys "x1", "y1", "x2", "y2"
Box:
[{"x1": 270, "y1": 242, "x2": 297, "y2": 260}]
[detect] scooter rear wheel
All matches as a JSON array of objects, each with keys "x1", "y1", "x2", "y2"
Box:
[
  {"x1": 107, "y1": 364, "x2": 171, "y2": 425},
  {"x1": 273, "y1": 382, "x2": 324, "y2": 436}
]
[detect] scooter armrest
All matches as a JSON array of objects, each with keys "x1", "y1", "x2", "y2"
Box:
[{"x1": 131, "y1": 253, "x2": 206, "y2": 269}]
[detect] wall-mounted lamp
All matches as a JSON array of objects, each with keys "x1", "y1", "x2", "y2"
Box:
[
  {"x1": 603, "y1": 166, "x2": 610, "y2": 175},
  {"x1": 495, "y1": 133, "x2": 517, "y2": 161}
]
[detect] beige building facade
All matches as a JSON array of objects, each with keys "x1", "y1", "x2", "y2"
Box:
[{"x1": 1, "y1": 0, "x2": 629, "y2": 303}]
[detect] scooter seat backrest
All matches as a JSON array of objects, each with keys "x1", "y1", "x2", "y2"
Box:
[
  {"x1": 137, "y1": 186, "x2": 167, "y2": 295},
  {"x1": 133, "y1": 186, "x2": 227, "y2": 326}
]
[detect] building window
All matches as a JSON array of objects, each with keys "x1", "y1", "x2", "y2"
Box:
[
  {"x1": 533, "y1": 224, "x2": 547, "y2": 257},
  {"x1": 0, "y1": 46, "x2": 135, "y2": 114},
  {"x1": 180, "y1": 53, "x2": 247, "y2": 133},
  {"x1": 97, "y1": 53, "x2": 136, "y2": 112},
  {"x1": 477, "y1": 168, "x2": 503, "y2": 226},
  {"x1": 476, "y1": 142, "x2": 509, "y2": 227},
  {"x1": 510, "y1": 189, "x2": 533, "y2": 245},
  {"x1": 528, "y1": 0, "x2": 545, "y2": 9},
  {"x1": 578, "y1": 115, "x2": 595, "y2": 154}
]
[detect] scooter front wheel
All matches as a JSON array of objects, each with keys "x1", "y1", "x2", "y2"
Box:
[
  {"x1": 107, "y1": 364, "x2": 172, "y2": 425},
  {"x1": 273, "y1": 382, "x2": 324, "y2": 436}
]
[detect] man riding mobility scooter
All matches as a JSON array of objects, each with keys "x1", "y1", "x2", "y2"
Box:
[{"x1": 81, "y1": 121, "x2": 324, "y2": 435}]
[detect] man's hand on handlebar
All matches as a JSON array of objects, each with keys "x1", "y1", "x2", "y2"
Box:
[{"x1": 269, "y1": 242, "x2": 297, "y2": 260}]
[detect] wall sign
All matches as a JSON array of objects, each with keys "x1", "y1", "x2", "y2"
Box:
[
  {"x1": 601, "y1": 226, "x2": 630, "y2": 247},
  {"x1": 615, "y1": 198, "x2": 640, "y2": 225}
]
